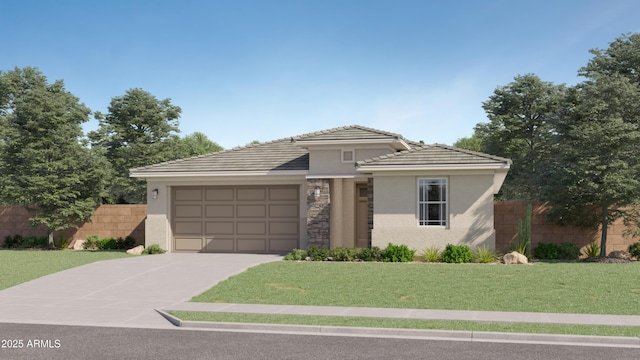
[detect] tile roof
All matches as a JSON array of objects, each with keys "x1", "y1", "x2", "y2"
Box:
[
  {"x1": 356, "y1": 144, "x2": 511, "y2": 167},
  {"x1": 293, "y1": 125, "x2": 404, "y2": 141}
]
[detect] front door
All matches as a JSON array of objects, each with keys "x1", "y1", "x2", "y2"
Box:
[{"x1": 355, "y1": 183, "x2": 369, "y2": 248}]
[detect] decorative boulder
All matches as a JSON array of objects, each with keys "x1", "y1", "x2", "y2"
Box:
[
  {"x1": 609, "y1": 250, "x2": 631, "y2": 260},
  {"x1": 72, "y1": 239, "x2": 87, "y2": 250},
  {"x1": 127, "y1": 245, "x2": 145, "y2": 255},
  {"x1": 503, "y1": 251, "x2": 528, "y2": 265}
]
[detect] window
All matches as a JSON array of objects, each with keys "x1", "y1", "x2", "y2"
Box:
[
  {"x1": 341, "y1": 150, "x2": 354, "y2": 163},
  {"x1": 418, "y1": 178, "x2": 447, "y2": 226}
]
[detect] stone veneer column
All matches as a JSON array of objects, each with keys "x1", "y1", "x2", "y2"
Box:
[
  {"x1": 306, "y1": 179, "x2": 330, "y2": 248},
  {"x1": 367, "y1": 178, "x2": 374, "y2": 248}
]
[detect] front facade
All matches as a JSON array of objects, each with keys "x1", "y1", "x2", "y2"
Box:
[{"x1": 130, "y1": 125, "x2": 510, "y2": 253}]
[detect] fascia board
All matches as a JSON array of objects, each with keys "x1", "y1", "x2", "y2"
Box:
[
  {"x1": 356, "y1": 163, "x2": 511, "y2": 172},
  {"x1": 129, "y1": 170, "x2": 310, "y2": 178}
]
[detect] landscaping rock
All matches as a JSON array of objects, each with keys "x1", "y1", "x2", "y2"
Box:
[
  {"x1": 72, "y1": 239, "x2": 87, "y2": 250},
  {"x1": 503, "y1": 251, "x2": 528, "y2": 265},
  {"x1": 126, "y1": 245, "x2": 144, "y2": 255},
  {"x1": 609, "y1": 250, "x2": 631, "y2": 260}
]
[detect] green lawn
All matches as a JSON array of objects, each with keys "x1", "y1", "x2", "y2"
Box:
[
  {"x1": 168, "y1": 311, "x2": 640, "y2": 338},
  {"x1": 191, "y1": 261, "x2": 640, "y2": 315},
  {"x1": 0, "y1": 249, "x2": 131, "y2": 290}
]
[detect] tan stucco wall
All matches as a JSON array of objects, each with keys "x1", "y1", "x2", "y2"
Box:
[
  {"x1": 309, "y1": 147, "x2": 392, "y2": 175},
  {"x1": 329, "y1": 178, "x2": 365, "y2": 248},
  {"x1": 145, "y1": 176, "x2": 308, "y2": 252},
  {"x1": 371, "y1": 170, "x2": 496, "y2": 252}
]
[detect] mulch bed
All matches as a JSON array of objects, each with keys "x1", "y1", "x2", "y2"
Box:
[{"x1": 581, "y1": 256, "x2": 633, "y2": 263}]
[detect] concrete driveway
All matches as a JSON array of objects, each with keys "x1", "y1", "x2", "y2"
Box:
[{"x1": 0, "y1": 253, "x2": 282, "y2": 328}]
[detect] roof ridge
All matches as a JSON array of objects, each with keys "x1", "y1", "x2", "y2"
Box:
[
  {"x1": 430, "y1": 143, "x2": 512, "y2": 164},
  {"x1": 293, "y1": 124, "x2": 406, "y2": 141}
]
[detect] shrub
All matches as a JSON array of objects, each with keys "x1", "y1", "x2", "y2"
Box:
[
  {"x1": 421, "y1": 246, "x2": 441, "y2": 262},
  {"x1": 628, "y1": 242, "x2": 640, "y2": 259},
  {"x1": 22, "y1": 236, "x2": 48, "y2": 248},
  {"x1": 143, "y1": 244, "x2": 166, "y2": 255},
  {"x1": 583, "y1": 241, "x2": 600, "y2": 258},
  {"x1": 558, "y1": 242, "x2": 580, "y2": 260},
  {"x1": 306, "y1": 246, "x2": 329, "y2": 261},
  {"x1": 511, "y1": 203, "x2": 532, "y2": 258},
  {"x1": 441, "y1": 244, "x2": 472, "y2": 263},
  {"x1": 98, "y1": 237, "x2": 118, "y2": 250},
  {"x1": 356, "y1": 247, "x2": 382, "y2": 262},
  {"x1": 55, "y1": 234, "x2": 70, "y2": 249},
  {"x1": 284, "y1": 248, "x2": 308, "y2": 261},
  {"x1": 3, "y1": 235, "x2": 23, "y2": 248},
  {"x1": 534, "y1": 243, "x2": 560, "y2": 260},
  {"x1": 473, "y1": 246, "x2": 498, "y2": 263},
  {"x1": 330, "y1": 247, "x2": 359, "y2": 261},
  {"x1": 84, "y1": 234, "x2": 101, "y2": 250},
  {"x1": 116, "y1": 236, "x2": 136, "y2": 250},
  {"x1": 382, "y1": 243, "x2": 416, "y2": 262}
]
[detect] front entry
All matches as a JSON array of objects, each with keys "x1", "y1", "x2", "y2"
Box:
[{"x1": 355, "y1": 183, "x2": 369, "y2": 248}]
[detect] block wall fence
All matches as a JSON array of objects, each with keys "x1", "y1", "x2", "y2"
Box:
[{"x1": 0, "y1": 202, "x2": 637, "y2": 254}]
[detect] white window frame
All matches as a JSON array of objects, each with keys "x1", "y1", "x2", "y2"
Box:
[
  {"x1": 417, "y1": 178, "x2": 448, "y2": 227},
  {"x1": 341, "y1": 149, "x2": 355, "y2": 163}
]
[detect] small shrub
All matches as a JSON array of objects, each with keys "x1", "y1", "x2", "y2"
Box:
[
  {"x1": 534, "y1": 243, "x2": 560, "y2": 260},
  {"x1": 583, "y1": 241, "x2": 600, "y2": 258},
  {"x1": 330, "y1": 247, "x2": 359, "y2": 261},
  {"x1": 382, "y1": 243, "x2": 416, "y2": 262},
  {"x1": 55, "y1": 234, "x2": 70, "y2": 249},
  {"x1": 306, "y1": 246, "x2": 329, "y2": 261},
  {"x1": 421, "y1": 246, "x2": 441, "y2": 262},
  {"x1": 472, "y1": 246, "x2": 498, "y2": 263},
  {"x1": 143, "y1": 244, "x2": 166, "y2": 255},
  {"x1": 98, "y1": 237, "x2": 118, "y2": 250},
  {"x1": 356, "y1": 247, "x2": 381, "y2": 262},
  {"x1": 441, "y1": 244, "x2": 472, "y2": 263},
  {"x1": 84, "y1": 234, "x2": 101, "y2": 250},
  {"x1": 284, "y1": 248, "x2": 308, "y2": 261},
  {"x1": 116, "y1": 236, "x2": 136, "y2": 250},
  {"x1": 3, "y1": 235, "x2": 22, "y2": 248},
  {"x1": 628, "y1": 242, "x2": 640, "y2": 259},
  {"x1": 22, "y1": 236, "x2": 48, "y2": 248},
  {"x1": 557, "y1": 242, "x2": 580, "y2": 260}
]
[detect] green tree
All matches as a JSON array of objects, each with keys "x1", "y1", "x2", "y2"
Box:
[
  {"x1": 453, "y1": 133, "x2": 484, "y2": 152},
  {"x1": 581, "y1": 33, "x2": 640, "y2": 86},
  {"x1": 0, "y1": 67, "x2": 110, "y2": 245},
  {"x1": 477, "y1": 74, "x2": 565, "y2": 200},
  {"x1": 176, "y1": 131, "x2": 223, "y2": 157},
  {"x1": 89, "y1": 88, "x2": 182, "y2": 204},
  {"x1": 541, "y1": 74, "x2": 640, "y2": 256}
]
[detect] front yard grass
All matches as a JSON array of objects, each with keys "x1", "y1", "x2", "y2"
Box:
[
  {"x1": 191, "y1": 261, "x2": 640, "y2": 315},
  {"x1": 0, "y1": 249, "x2": 131, "y2": 290},
  {"x1": 168, "y1": 311, "x2": 640, "y2": 338}
]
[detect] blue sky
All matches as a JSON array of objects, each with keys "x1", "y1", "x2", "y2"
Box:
[{"x1": 1, "y1": 0, "x2": 639, "y2": 149}]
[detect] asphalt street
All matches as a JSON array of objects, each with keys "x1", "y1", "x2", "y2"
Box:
[{"x1": 1, "y1": 323, "x2": 639, "y2": 360}]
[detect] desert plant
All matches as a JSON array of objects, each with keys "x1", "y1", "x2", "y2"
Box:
[
  {"x1": 558, "y1": 242, "x2": 580, "y2": 260},
  {"x1": 421, "y1": 246, "x2": 441, "y2": 262},
  {"x1": 306, "y1": 246, "x2": 329, "y2": 261},
  {"x1": 533, "y1": 242, "x2": 560, "y2": 260},
  {"x1": 382, "y1": 243, "x2": 416, "y2": 262},
  {"x1": 142, "y1": 244, "x2": 166, "y2": 255},
  {"x1": 329, "y1": 247, "x2": 359, "y2": 261},
  {"x1": 583, "y1": 241, "x2": 601, "y2": 258},
  {"x1": 55, "y1": 234, "x2": 70, "y2": 249},
  {"x1": 472, "y1": 245, "x2": 498, "y2": 263},
  {"x1": 84, "y1": 234, "x2": 101, "y2": 249},
  {"x1": 628, "y1": 242, "x2": 640, "y2": 259},
  {"x1": 441, "y1": 244, "x2": 472, "y2": 263},
  {"x1": 284, "y1": 249, "x2": 308, "y2": 261},
  {"x1": 510, "y1": 203, "x2": 532, "y2": 258}
]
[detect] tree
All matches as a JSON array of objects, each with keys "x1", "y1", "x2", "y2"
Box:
[
  {"x1": 477, "y1": 74, "x2": 566, "y2": 200},
  {"x1": 0, "y1": 67, "x2": 110, "y2": 245},
  {"x1": 176, "y1": 131, "x2": 223, "y2": 157},
  {"x1": 581, "y1": 33, "x2": 640, "y2": 86},
  {"x1": 541, "y1": 73, "x2": 640, "y2": 256},
  {"x1": 453, "y1": 133, "x2": 484, "y2": 152},
  {"x1": 89, "y1": 88, "x2": 182, "y2": 204}
]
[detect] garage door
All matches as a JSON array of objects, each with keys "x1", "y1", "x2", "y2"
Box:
[{"x1": 172, "y1": 186, "x2": 300, "y2": 253}]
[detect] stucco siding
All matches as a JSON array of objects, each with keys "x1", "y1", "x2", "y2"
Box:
[
  {"x1": 371, "y1": 171, "x2": 496, "y2": 251},
  {"x1": 309, "y1": 148, "x2": 392, "y2": 175}
]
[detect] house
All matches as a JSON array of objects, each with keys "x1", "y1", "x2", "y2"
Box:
[{"x1": 130, "y1": 125, "x2": 511, "y2": 253}]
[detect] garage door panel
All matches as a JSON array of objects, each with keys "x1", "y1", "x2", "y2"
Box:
[
  {"x1": 206, "y1": 205, "x2": 233, "y2": 218},
  {"x1": 269, "y1": 204, "x2": 298, "y2": 218},
  {"x1": 270, "y1": 187, "x2": 298, "y2": 201},
  {"x1": 175, "y1": 238, "x2": 203, "y2": 251},
  {"x1": 205, "y1": 238, "x2": 234, "y2": 252},
  {"x1": 175, "y1": 222, "x2": 202, "y2": 235},
  {"x1": 175, "y1": 189, "x2": 202, "y2": 201},
  {"x1": 237, "y1": 204, "x2": 266, "y2": 218},
  {"x1": 205, "y1": 221, "x2": 234, "y2": 235},
  {"x1": 237, "y1": 221, "x2": 266, "y2": 235},
  {"x1": 269, "y1": 221, "x2": 299, "y2": 235},
  {"x1": 175, "y1": 205, "x2": 202, "y2": 218},
  {"x1": 237, "y1": 238, "x2": 266, "y2": 252},
  {"x1": 206, "y1": 188, "x2": 234, "y2": 201},
  {"x1": 269, "y1": 239, "x2": 299, "y2": 253},
  {"x1": 237, "y1": 188, "x2": 266, "y2": 201}
]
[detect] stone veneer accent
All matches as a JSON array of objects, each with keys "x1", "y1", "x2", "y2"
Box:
[
  {"x1": 367, "y1": 178, "x2": 374, "y2": 248},
  {"x1": 306, "y1": 179, "x2": 330, "y2": 248}
]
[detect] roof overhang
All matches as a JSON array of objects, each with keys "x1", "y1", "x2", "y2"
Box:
[
  {"x1": 294, "y1": 138, "x2": 411, "y2": 151},
  {"x1": 129, "y1": 170, "x2": 309, "y2": 178},
  {"x1": 356, "y1": 163, "x2": 511, "y2": 172}
]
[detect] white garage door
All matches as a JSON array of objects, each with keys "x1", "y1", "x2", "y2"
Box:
[{"x1": 172, "y1": 186, "x2": 300, "y2": 253}]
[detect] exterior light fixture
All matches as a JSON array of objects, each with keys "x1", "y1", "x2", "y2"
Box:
[
  {"x1": 314, "y1": 186, "x2": 321, "y2": 199},
  {"x1": 152, "y1": 188, "x2": 159, "y2": 199}
]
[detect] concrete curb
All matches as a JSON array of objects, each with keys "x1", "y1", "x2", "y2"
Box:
[{"x1": 154, "y1": 310, "x2": 640, "y2": 348}]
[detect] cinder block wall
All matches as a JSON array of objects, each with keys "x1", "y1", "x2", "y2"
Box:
[
  {"x1": 494, "y1": 201, "x2": 635, "y2": 255},
  {"x1": 0, "y1": 205, "x2": 146, "y2": 246}
]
